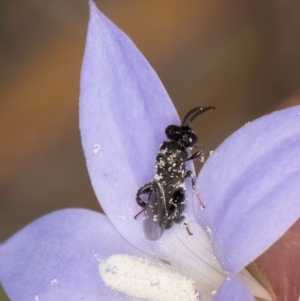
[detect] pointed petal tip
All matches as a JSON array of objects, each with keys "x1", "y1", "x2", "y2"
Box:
[
  {"x1": 87, "y1": 0, "x2": 111, "y2": 33},
  {"x1": 88, "y1": 1, "x2": 100, "y2": 21},
  {"x1": 89, "y1": 0, "x2": 97, "y2": 11}
]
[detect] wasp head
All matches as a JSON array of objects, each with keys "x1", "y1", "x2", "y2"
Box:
[
  {"x1": 165, "y1": 125, "x2": 197, "y2": 148},
  {"x1": 165, "y1": 106, "x2": 215, "y2": 149}
]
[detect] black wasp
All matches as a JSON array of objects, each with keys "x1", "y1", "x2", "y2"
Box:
[{"x1": 135, "y1": 106, "x2": 215, "y2": 241}]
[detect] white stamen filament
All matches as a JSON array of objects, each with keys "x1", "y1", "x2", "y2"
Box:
[{"x1": 99, "y1": 254, "x2": 199, "y2": 301}]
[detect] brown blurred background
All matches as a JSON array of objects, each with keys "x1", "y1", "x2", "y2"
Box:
[{"x1": 1, "y1": 0, "x2": 300, "y2": 299}]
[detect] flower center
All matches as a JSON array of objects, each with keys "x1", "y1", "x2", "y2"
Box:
[{"x1": 99, "y1": 254, "x2": 199, "y2": 301}]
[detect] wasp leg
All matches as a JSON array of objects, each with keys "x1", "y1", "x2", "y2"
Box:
[
  {"x1": 172, "y1": 189, "x2": 186, "y2": 222},
  {"x1": 185, "y1": 170, "x2": 205, "y2": 208},
  {"x1": 184, "y1": 224, "x2": 193, "y2": 235},
  {"x1": 134, "y1": 208, "x2": 144, "y2": 219},
  {"x1": 187, "y1": 147, "x2": 204, "y2": 161},
  {"x1": 136, "y1": 182, "x2": 152, "y2": 207},
  {"x1": 164, "y1": 189, "x2": 186, "y2": 229},
  {"x1": 134, "y1": 182, "x2": 152, "y2": 219},
  {"x1": 166, "y1": 190, "x2": 193, "y2": 235}
]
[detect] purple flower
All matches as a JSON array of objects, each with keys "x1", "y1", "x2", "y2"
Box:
[{"x1": 1, "y1": 1, "x2": 299, "y2": 300}]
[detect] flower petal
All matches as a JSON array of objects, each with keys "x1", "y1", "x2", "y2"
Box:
[
  {"x1": 212, "y1": 273, "x2": 255, "y2": 301},
  {"x1": 80, "y1": 0, "x2": 178, "y2": 241},
  {"x1": 79, "y1": 2, "x2": 227, "y2": 298},
  {"x1": 0, "y1": 209, "x2": 148, "y2": 301},
  {"x1": 196, "y1": 106, "x2": 300, "y2": 272}
]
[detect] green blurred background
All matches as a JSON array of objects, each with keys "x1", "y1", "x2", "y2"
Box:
[{"x1": 1, "y1": 1, "x2": 300, "y2": 299}]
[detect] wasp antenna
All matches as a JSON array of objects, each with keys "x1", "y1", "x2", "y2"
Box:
[
  {"x1": 181, "y1": 107, "x2": 200, "y2": 126},
  {"x1": 181, "y1": 106, "x2": 215, "y2": 127}
]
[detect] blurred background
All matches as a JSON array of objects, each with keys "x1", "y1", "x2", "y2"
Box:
[{"x1": 1, "y1": 0, "x2": 300, "y2": 299}]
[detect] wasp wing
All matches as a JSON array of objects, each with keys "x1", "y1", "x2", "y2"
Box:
[{"x1": 143, "y1": 181, "x2": 167, "y2": 241}]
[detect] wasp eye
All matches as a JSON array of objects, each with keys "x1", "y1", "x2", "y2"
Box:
[
  {"x1": 165, "y1": 125, "x2": 181, "y2": 139},
  {"x1": 185, "y1": 133, "x2": 197, "y2": 148}
]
